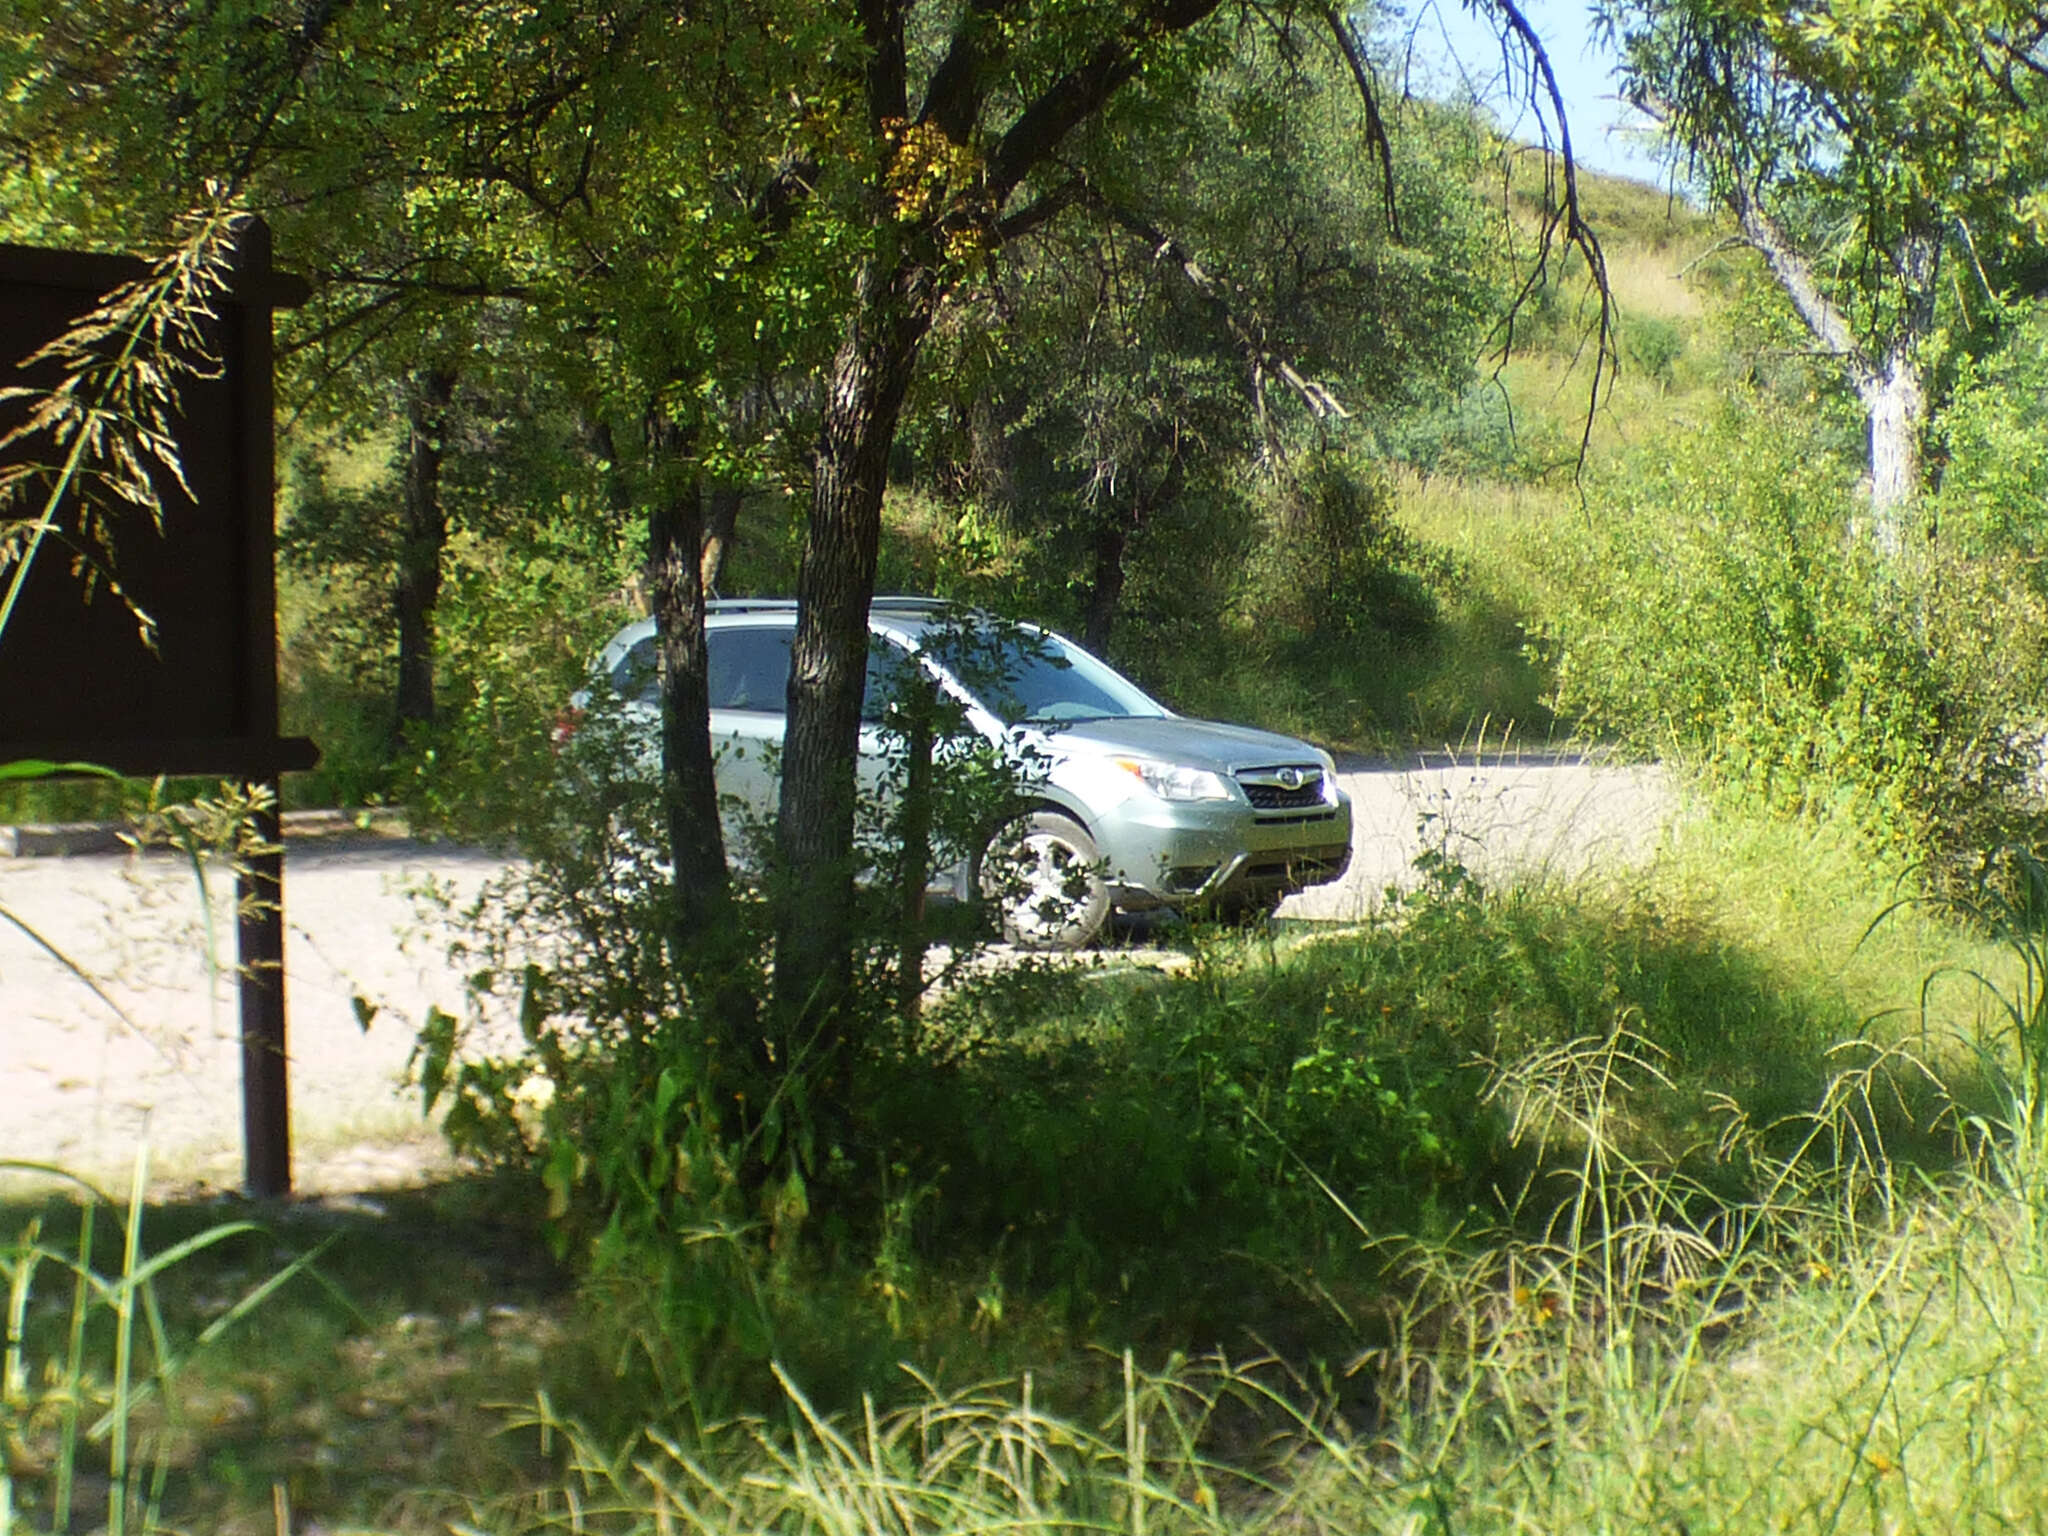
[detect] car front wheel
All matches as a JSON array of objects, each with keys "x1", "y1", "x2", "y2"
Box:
[{"x1": 978, "y1": 810, "x2": 1111, "y2": 950}]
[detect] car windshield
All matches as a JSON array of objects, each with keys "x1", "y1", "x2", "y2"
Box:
[{"x1": 936, "y1": 624, "x2": 1168, "y2": 726}]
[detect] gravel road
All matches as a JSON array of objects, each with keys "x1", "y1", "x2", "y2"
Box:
[{"x1": 0, "y1": 754, "x2": 1672, "y2": 1195}]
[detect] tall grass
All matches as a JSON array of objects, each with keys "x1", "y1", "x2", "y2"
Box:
[
  {"x1": 465, "y1": 994, "x2": 2048, "y2": 1534},
  {"x1": 4, "y1": 794, "x2": 2030, "y2": 1533},
  {"x1": 0, "y1": 1156, "x2": 324, "y2": 1536},
  {"x1": 441, "y1": 787, "x2": 2048, "y2": 1533}
]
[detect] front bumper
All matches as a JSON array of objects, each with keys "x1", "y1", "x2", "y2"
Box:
[{"x1": 1093, "y1": 787, "x2": 1354, "y2": 911}]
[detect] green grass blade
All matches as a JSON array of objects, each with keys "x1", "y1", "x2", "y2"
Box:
[
  {"x1": 107, "y1": 1148, "x2": 149, "y2": 1536},
  {"x1": 53, "y1": 1201, "x2": 95, "y2": 1535},
  {"x1": 0, "y1": 906, "x2": 148, "y2": 1042}
]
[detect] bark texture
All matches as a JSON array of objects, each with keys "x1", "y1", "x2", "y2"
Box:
[
  {"x1": 644, "y1": 420, "x2": 731, "y2": 940},
  {"x1": 773, "y1": 248, "x2": 939, "y2": 1046},
  {"x1": 1860, "y1": 348, "x2": 1927, "y2": 556},
  {"x1": 1083, "y1": 452, "x2": 1183, "y2": 655},
  {"x1": 394, "y1": 367, "x2": 456, "y2": 734},
  {"x1": 699, "y1": 483, "x2": 742, "y2": 594},
  {"x1": 1081, "y1": 519, "x2": 1130, "y2": 657},
  {"x1": 1728, "y1": 182, "x2": 1935, "y2": 551}
]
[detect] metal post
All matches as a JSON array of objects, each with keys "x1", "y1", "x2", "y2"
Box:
[{"x1": 236, "y1": 784, "x2": 289, "y2": 1197}]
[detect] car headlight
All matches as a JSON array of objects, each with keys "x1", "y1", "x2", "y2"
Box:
[{"x1": 1112, "y1": 757, "x2": 1234, "y2": 802}]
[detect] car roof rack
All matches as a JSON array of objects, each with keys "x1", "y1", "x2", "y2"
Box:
[
  {"x1": 870, "y1": 595, "x2": 956, "y2": 612},
  {"x1": 704, "y1": 595, "x2": 957, "y2": 615}
]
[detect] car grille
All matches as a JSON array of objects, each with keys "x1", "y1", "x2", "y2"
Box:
[{"x1": 1236, "y1": 765, "x2": 1329, "y2": 812}]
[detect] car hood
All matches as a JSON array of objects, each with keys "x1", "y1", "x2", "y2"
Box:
[{"x1": 1015, "y1": 715, "x2": 1327, "y2": 775}]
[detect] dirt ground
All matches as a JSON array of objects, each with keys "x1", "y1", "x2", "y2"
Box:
[
  {"x1": 0, "y1": 754, "x2": 1673, "y2": 1198},
  {"x1": 0, "y1": 835, "x2": 507, "y2": 1196}
]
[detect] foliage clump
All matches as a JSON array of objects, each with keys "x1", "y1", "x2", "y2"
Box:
[{"x1": 1542, "y1": 399, "x2": 2048, "y2": 881}]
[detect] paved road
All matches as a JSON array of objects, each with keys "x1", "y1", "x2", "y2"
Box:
[{"x1": 0, "y1": 755, "x2": 1672, "y2": 1193}]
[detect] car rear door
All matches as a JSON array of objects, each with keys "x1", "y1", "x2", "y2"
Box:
[
  {"x1": 703, "y1": 622, "x2": 940, "y2": 857},
  {"x1": 706, "y1": 623, "x2": 794, "y2": 859}
]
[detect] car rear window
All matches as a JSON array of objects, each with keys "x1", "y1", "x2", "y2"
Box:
[
  {"x1": 635, "y1": 624, "x2": 937, "y2": 720},
  {"x1": 610, "y1": 639, "x2": 659, "y2": 704},
  {"x1": 708, "y1": 626, "x2": 794, "y2": 712}
]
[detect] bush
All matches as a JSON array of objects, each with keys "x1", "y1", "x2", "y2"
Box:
[
  {"x1": 1620, "y1": 311, "x2": 1685, "y2": 388},
  {"x1": 1383, "y1": 379, "x2": 1575, "y2": 483},
  {"x1": 407, "y1": 658, "x2": 1038, "y2": 1421},
  {"x1": 1099, "y1": 452, "x2": 1465, "y2": 744},
  {"x1": 1932, "y1": 300, "x2": 2048, "y2": 566},
  {"x1": 1543, "y1": 400, "x2": 2048, "y2": 878},
  {"x1": 1242, "y1": 455, "x2": 1437, "y2": 650}
]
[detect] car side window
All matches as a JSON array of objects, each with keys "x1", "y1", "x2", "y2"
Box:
[
  {"x1": 610, "y1": 639, "x2": 659, "y2": 705},
  {"x1": 862, "y1": 637, "x2": 923, "y2": 724},
  {"x1": 707, "y1": 626, "x2": 794, "y2": 714}
]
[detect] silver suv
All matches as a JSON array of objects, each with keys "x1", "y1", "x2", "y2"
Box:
[{"x1": 586, "y1": 598, "x2": 1353, "y2": 947}]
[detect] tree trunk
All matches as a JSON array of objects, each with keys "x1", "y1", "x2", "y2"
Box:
[
  {"x1": 967, "y1": 390, "x2": 1014, "y2": 522},
  {"x1": 1081, "y1": 454, "x2": 1178, "y2": 656},
  {"x1": 1725, "y1": 188, "x2": 1935, "y2": 554},
  {"x1": 1859, "y1": 347, "x2": 1926, "y2": 558},
  {"x1": 762, "y1": 0, "x2": 1227, "y2": 1108},
  {"x1": 644, "y1": 439, "x2": 730, "y2": 937},
  {"x1": 644, "y1": 419, "x2": 767, "y2": 1097},
  {"x1": 772, "y1": 249, "x2": 939, "y2": 1060},
  {"x1": 394, "y1": 367, "x2": 455, "y2": 738},
  {"x1": 699, "y1": 482, "x2": 742, "y2": 594},
  {"x1": 1082, "y1": 519, "x2": 1129, "y2": 656}
]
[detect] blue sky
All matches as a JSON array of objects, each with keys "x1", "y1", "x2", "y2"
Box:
[{"x1": 1376, "y1": 0, "x2": 1671, "y2": 187}]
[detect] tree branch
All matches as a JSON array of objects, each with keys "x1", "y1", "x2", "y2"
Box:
[
  {"x1": 304, "y1": 269, "x2": 536, "y2": 303},
  {"x1": 983, "y1": 0, "x2": 1228, "y2": 207},
  {"x1": 1320, "y1": 5, "x2": 1399, "y2": 238},
  {"x1": 1674, "y1": 234, "x2": 1747, "y2": 278},
  {"x1": 993, "y1": 177, "x2": 1091, "y2": 243},
  {"x1": 861, "y1": 0, "x2": 910, "y2": 132},
  {"x1": 1483, "y1": 0, "x2": 1616, "y2": 468},
  {"x1": 1087, "y1": 191, "x2": 1351, "y2": 423},
  {"x1": 918, "y1": 0, "x2": 1016, "y2": 143},
  {"x1": 1725, "y1": 175, "x2": 1864, "y2": 366},
  {"x1": 223, "y1": 0, "x2": 349, "y2": 197},
  {"x1": 750, "y1": 156, "x2": 820, "y2": 235}
]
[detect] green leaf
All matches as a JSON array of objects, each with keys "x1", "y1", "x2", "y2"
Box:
[
  {"x1": 542, "y1": 1138, "x2": 579, "y2": 1222},
  {"x1": 0, "y1": 759, "x2": 121, "y2": 782},
  {"x1": 518, "y1": 964, "x2": 548, "y2": 1045},
  {"x1": 416, "y1": 1005, "x2": 457, "y2": 1112}
]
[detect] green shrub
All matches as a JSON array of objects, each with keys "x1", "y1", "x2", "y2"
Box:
[
  {"x1": 1620, "y1": 311, "x2": 1685, "y2": 387},
  {"x1": 1383, "y1": 379, "x2": 1575, "y2": 483},
  {"x1": 1104, "y1": 453, "x2": 1474, "y2": 744},
  {"x1": 1543, "y1": 400, "x2": 2048, "y2": 877},
  {"x1": 867, "y1": 838, "x2": 1871, "y2": 1363},
  {"x1": 277, "y1": 564, "x2": 403, "y2": 806},
  {"x1": 408, "y1": 656, "x2": 1038, "y2": 1422},
  {"x1": 1242, "y1": 455, "x2": 1436, "y2": 650},
  {"x1": 1932, "y1": 300, "x2": 2048, "y2": 566}
]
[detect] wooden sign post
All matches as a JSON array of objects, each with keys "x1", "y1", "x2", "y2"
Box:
[{"x1": 0, "y1": 221, "x2": 316, "y2": 1197}]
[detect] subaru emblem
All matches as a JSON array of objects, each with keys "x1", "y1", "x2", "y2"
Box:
[{"x1": 1278, "y1": 767, "x2": 1303, "y2": 790}]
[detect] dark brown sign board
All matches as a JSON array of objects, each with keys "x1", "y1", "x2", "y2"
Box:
[{"x1": 0, "y1": 221, "x2": 316, "y2": 1197}]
